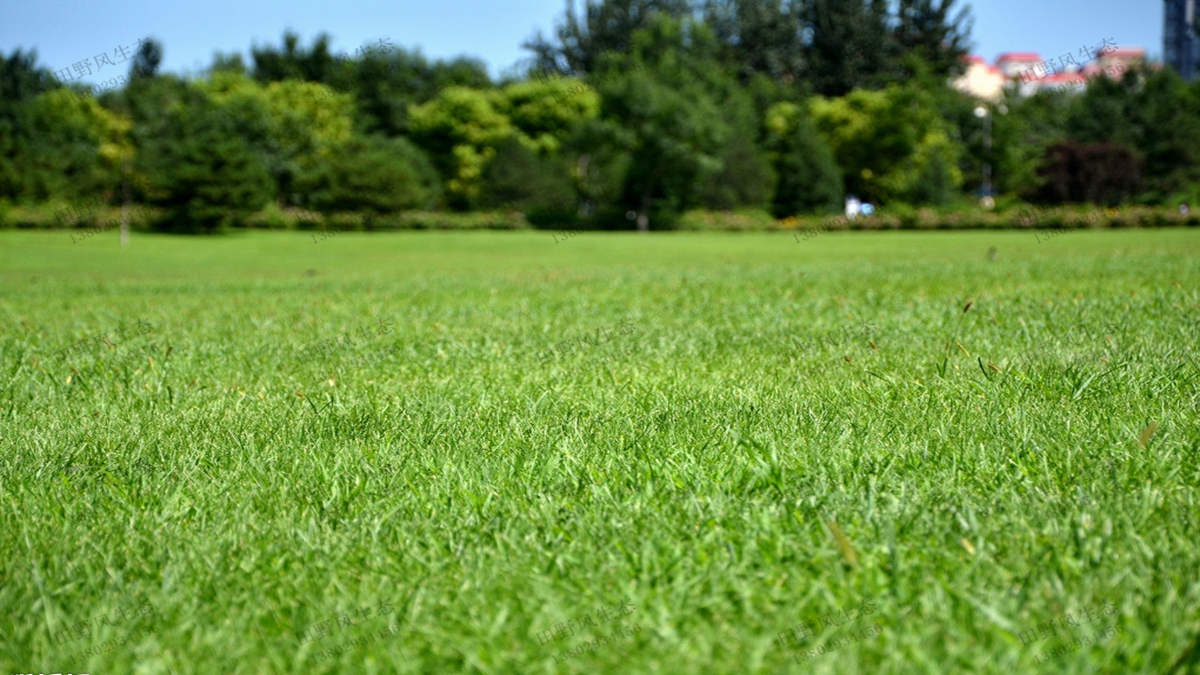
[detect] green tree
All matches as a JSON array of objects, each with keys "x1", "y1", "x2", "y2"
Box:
[
  {"x1": 990, "y1": 90, "x2": 1070, "y2": 198},
  {"x1": 8, "y1": 89, "x2": 125, "y2": 201},
  {"x1": 701, "y1": 0, "x2": 807, "y2": 85},
  {"x1": 298, "y1": 134, "x2": 441, "y2": 215},
  {"x1": 590, "y1": 15, "x2": 751, "y2": 229},
  {"x1": 764, "y1": 100, "x2": 842, "y2": 215},
  {"x1": 119, "y1": 75, "x2": 194, "y2": 204},
  {"x1": 802, "y1": 0, "x2": 895, "y2": 97},
  {"x1": 479, "y1": 136, "x2": 577, "y2": 222},
  {"x1": 497, "y1": 78, "x2": 601, "y2": 155},
  {"x1": 199, "y1": 72, "x2": 356, "y2": 206},
  {"x1": 407, "y1": 87, "x2": 524, "y2": 208},
  {"x1": 139, "y1": 89, "x2": 274, "y2": 233},
  {"x1": 893, "y1": 0, "x2": 972, "y2": 80},
  {"x1": 130, "y1": 38, "x2": 164, "y2": 81},
  {"x1": 531, "y1": 0, "x2": 975, "y2": 97},
  {"x1": 522, "y1": 0, "x2": 693, "y2": 77},
  {"x1": 1065, "y1": 65, "x2": 1200, "y2": 200},
  {"x1": 250, "y1": 31, "x2": 340, "y2": 85},
  {"x1": 810, "y1": 85, "x2": 963, "y2": 205},
  {"x1": 0, "y1": 49, "x2": 65, "y2": 200},
  {"x1": 346, "y1": 49, "x2": 491, "y2": 137}
]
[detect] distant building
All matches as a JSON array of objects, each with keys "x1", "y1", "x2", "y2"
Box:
[
  {"x1": 951, "y1": 55, "x2": 1004, "y2": 101},
  {"x1": 951, "y1": 46, "x2": 1149, "y2": 99},
  {"x1": 1164, "y1": 0, "x2": 1200, "y2": 81},
  {"x1": 995, "y1": 52, "x2": 1043, "y2": 79},
  {"x1": 997, "y1": 52, "x2": 1046, "y2": 97},
  {"x1": 1087, "y1": 47, "x2": 1148, "y2": 78}
]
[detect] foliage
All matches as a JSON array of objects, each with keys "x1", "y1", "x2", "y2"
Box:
[
  {"x1": 408, "y1": 87, "x2": 521, "y2": 208},
  {"x1": 478, "y1": 136, "x2": 577, "y2": 217},
  {"x1": 250, "y1": 31, "x2": 342, "y2": 86},
  {"x1": 802, "y1": 0, "x2": 896, "y2": 97},
  {"x1": 696, "y1": 130, "x2": 777, "y2": 211},
  {"x1": 534, "y1": 0, "x2": 971, "y2": 97},
  {"x1": 0, "y1": 48, "x2": 60, "y2": 122},
  {"x1": 130, "y1": 38, "x2": 164, "y2": 81},
  {"x1": 5, "y1": 89, "x2": 127, "y2": 202},
  {"x1": 764, "y1": 101, "x2": 842, "y2": 215},
  {"x1": 892, "y1": 0, "x2": 973, "y2": 81},
  {"x1": 1064, "y1": 65, "x2": 1200, "y2": 201},
  {"x1": 297, "y1": 134, "x2": 441, "y2": 215},
  {"x1": 139, "y1": 90, "x2": 274, "y2": 233},
  {"x1": 6, "y1": 20, "x2": 1200, "y2": 224},
  {"x1": 1034, "y1": 141, "x2": 1143, "y2": 206},
  {"x1": 810, "y1": 85, "x2": 962, "y2": 205},
  {"x1": 701, "y1": 0, "x2": 807, "y2": 85},
  {"x1": 522, "y1": 0, "x2": 694, "y2": 77},
  {"x1": 497, "y1": 78, "x2": 601, "y2": 155},
  {"x1": 199, "y1": 72, "x2": 357, "y2": 205},
  {"x1": 588, "y1": 15, "x2": 755, "y2": 229},
  {"x1": 249, "y1": 31, "x2": 493, "y2": 139}
]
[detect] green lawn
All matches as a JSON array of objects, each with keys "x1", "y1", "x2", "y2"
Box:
[{"x1": 1, "y1": 229, "x2": 1199, "y2": 674}]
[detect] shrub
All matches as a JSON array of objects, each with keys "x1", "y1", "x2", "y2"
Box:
[
  {"x1": 141, "y1": 95, "x2": 275, "y2": 234},
  {"x1": 478, "y1": 137, "x2": 577, "y2": 228},
  {"x1": 297, "y1": 135, "x2": 441, "y2": 217},
  {"x1": 1035, "y1": 141, "x2": 1143, "y2": 206}
]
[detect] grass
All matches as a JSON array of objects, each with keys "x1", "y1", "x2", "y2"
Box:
[{"x1": 1, "y1": 228, "x2": 1199, "y2": 675}]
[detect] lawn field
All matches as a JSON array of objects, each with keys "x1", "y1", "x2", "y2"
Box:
[{"x1": 1, "y1": 229, "x2": 1199, "y2": 674}]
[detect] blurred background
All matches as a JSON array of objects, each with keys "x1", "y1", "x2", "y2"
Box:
[{"x1": 0, "y1": 0, "x2": 1196, "y2": 235}]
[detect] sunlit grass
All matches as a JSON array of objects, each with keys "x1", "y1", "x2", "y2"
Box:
[{"x1": 1, "y1": 229, "x2": 1199, "y2": 674}]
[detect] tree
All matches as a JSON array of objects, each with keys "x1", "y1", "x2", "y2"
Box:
[
  {"x1": 139, "y1": 90, "x2": 274, "y2": 233},
  {"x1": 701, "y1": 0, "x2": 807, "y2": 86},
  {"x1": 810, "y1": 85, "x2": 963, "y2": 205},
  {"x1": 1065, "y1": 65, "x2": 1200, "y2": 200},
  {"x1": 764, "y1": 101, "x2": 842, "y2": 215},
  {"x1": 130, "y1": 38, "x2": 164, "y2": 81},
  {"x1": 6, "y1": 89, "x2": 126, "y2": 202},
  {"x1": 407, "y1": 87, "x2": 524, "y2": 208},
  {"x1": 530, "y1": 0, "x2": 975, "y2": 97},
  {"x1": 120, "y1": 75, "x2": 193, "y2": 204},
  {"x1": 802, "y1": 0, "x2": 896, "y2": 97},
  {"x1": 244, "y1": 34, "x2": 498, "y2": 139},
  {"x1": 696, "y1": 131, "x2": 776, "y2": 210},
  {"x1": 522, "y1": 0, "x2": 693, "y2": 77},
  {"x1": 497, "y1": 78, "x2": 601, "y2": 155},
  {"x1": 0, "y1": 49, "x2": 64, "y2": 199},
  {"x1": 893, "y1": 0, "x2": 972, "y2": 80},
  {"x1": 0, "y1": 49, "x2": 59, "y2": 122},
  {"x1": 589, "y1": 15, "x2": 755, "y2": 229},
  {"x1": 478, "y1": 136, "x2": 577, "y2": 223},
  {"x1": 992, "y1": 89, "x2": 1071, "y2": 198},
  {"x1": 298, "y1": 135, "x2": 441, "y2": 215},
  {"x1": 198, "y1": 72, "x2": 356, "y2": 206},
  {"x1": 250, "y1": 31, "x2": 339, "y2": 85},
  {"x1": 1034, "y1": 141, "x2": 1142, "y2": 205}
]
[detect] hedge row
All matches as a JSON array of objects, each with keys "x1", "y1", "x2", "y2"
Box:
[
  {"x1": 709, "y1": 206, "x2": 1200, "y2": 231},
  {"x1": 3, "y1": 203, "x2": 1197, "y2": 232},
  {"x1": 0, "y1": 203, "x2": 531, "y2": 232}
]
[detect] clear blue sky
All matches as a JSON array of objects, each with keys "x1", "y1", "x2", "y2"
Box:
[{"x1": 0, "y1": 0, "x2": 1165, "y2": 85}]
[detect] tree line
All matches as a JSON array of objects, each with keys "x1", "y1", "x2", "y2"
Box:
[{"x1": 2, "y1": 0, "x2": 1198, "y2": 233}]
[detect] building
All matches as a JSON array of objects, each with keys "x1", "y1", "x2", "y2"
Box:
[
  {"x1": 951, "y1": 55, "x2": 1004, "y2": 101},
  {"x1": 1164, "y1": 0, "x2": 1200, "y2": 81},
  {"x1": 951, "y1": 46, "x2": 1149, "y2": 100},
  {"x1": 997, "y1": 52, "x2": 1047, "y2": 97},
  {"x1": 995, "y1": 52, "x2": 1043, "y2": 79},
  {"x1": 1088, "y1": 47, "x2": 1148, "y2": 79}
]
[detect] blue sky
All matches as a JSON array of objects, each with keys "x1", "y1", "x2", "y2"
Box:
[{"x1": 0, "y1": 0, "x2": 1165, "y2": 85}]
